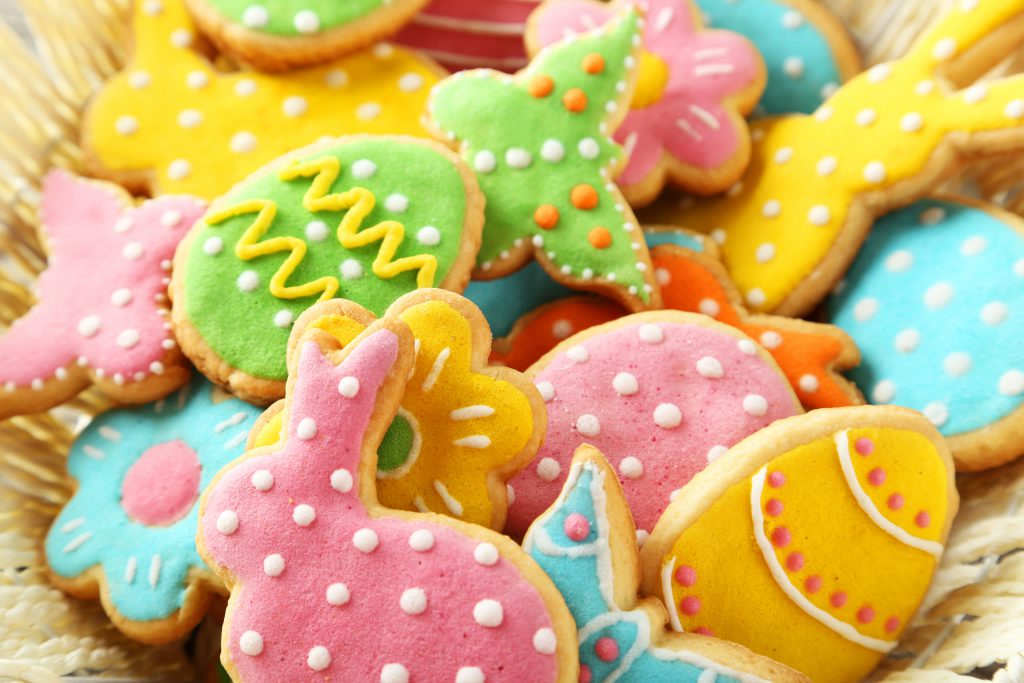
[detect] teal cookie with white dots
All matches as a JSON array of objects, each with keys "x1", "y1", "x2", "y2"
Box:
[
  {"x1": 184, "y1": 0, "x2": 431, "y2": 71},
  {"x1": 827, "y1": 197, "x2": 1024, "y2": 471}
]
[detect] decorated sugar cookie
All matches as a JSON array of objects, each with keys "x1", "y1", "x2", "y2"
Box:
[
  {"x1": 505, "y1": 312, "x2": 802, "y2": 538},
  {"x1": 524, "y1": 446, "x2": 808, "y2": 683},
  {"x1": 198, "y1": 318, "x2": 577, "y2": 682},
  {"x1": 641, "y1": 407, "x2": 957, "y2": 682},
  {"x1": 170, "y1": 136, "x2": 483, "y2": 404},
  {"x1": 427, "y1": 8, "x2": 661, "y2": 311},
  {"x1": 184, "y1": 0, "x2": 429, "y2": 71},
  {"x1": 395, "y1": 0, "x2": 541, "y2": 72},
  {"x1": 642, "y1": 0, "x2": 1024, "y2": 315},
  {"x1": 697, "y1": 0, "x2": 860, "y2": 115},
  {"x1": 83, "y1": 0, "x2": 443, "y2": 199},
  {"x1": 529, "y1": 0, "x2": 766, "y2": 205},
  {"x1": 827, "y1": 198, "x2": 1024, "y2": 471},
  {"x1": 0, "y1": 171, "x2": 197, "y2": 419},
  {"x1": 249, "y1": 290, "x2": 545, "y2": 530},
  {"x1": 44, "y1": 377, "x2": 261, "y2": 643}
]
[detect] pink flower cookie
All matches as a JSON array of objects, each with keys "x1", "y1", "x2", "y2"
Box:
[
  {"x1": 505, "y1": 312, "x2": 802, "y2": 538},
  {"x1": 0, "y1": 171, "x2": 200, "y2": 418},
  {"x1": 199, "y1": 319, "x2": 576, "y2": 682},
  {"x1": 528, "y1": 0, "x2": 765, "y2": 206}
]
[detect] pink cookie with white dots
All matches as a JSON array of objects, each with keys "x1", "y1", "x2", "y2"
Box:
[
  {"x1": 198, "y1": 317, "x2": 578, "y2": 682},
  {"x1": 0, "y1": 170, "x2": 200, "y2": 418},
  {"x1": 505, "y1": 312, "x2": 802, "y2": 538}
]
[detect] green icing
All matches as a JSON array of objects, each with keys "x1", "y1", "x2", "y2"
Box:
[
  {"x1": 429, "y1": 10, "x2": 652, "y2": 303},
  {"x1": 207, "y1": 0, "x2": 383, "y2": 37},
  {"x1": 377, "y1": 410, "x2": 416, "y2": 472},
  {"x1": 183, "y1": 138, "x2": 470, "y2": 382}
]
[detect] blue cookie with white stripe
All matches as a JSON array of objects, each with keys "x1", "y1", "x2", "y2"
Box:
[
  {"x1": 44, "y1": 376, "x2": 262, "y2": 643},
  {"x1": 523, "y1": 444, "x2": 807, "y2": 683},
  {"x1": 827, "y1": 198, "x2": 1024, "y2": 470}
]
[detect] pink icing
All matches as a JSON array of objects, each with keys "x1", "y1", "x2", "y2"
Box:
[
  {"x1": 201, "y1": 331, "x2": 561, "y2": 682},
  {"x1": 533, "y1": 0, "x2": 760, "y2": 186},
  {"x1": 0, "y1": 170, "x2": 204, "y2": 386},
  {"x1": 121, "y1": 440, "x2": 201, "y2": 527},
  {"x1": 506, "y1": 321, "x2": 800, "y2": 536}
]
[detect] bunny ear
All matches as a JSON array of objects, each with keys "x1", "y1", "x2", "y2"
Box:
[
  {"x1": 902, "y1": 1, "x2": 1024, "y2": 80},
  {"x1": 523, "y1": 445, "x2": 641, "y2": 626}
]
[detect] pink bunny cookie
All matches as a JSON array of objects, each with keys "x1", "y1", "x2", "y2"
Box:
[
  {"x1": 0, "y1": 170, "x2": 199, "y2": 418},
  {"x1": 505, "y1": 311, "x2": 802, "y2": 538},
  {"x1": 528, "y1": 0, "x2": 765, "y2": 206},
  {"x1": 199, "y1": 318, "x2": 577, "y2": 682}
]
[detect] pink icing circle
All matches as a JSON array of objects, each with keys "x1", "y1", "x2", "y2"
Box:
[
  {"x1": 121, "y1": 439, "x2": 201, "y2": 527},
  {"x1": 579, "y1": 664, "x2": 593, "y2": 683},
  {"x1": 767, "y1": 471, "x2": 787, "y2": 488},
  {"x1": 888, "y1": 493, "x2": 905, "y2": 510},
  {"x1": 765, "y1": 498, "x2": 783, "y2": 517},
  {"x1": 680, "y1": 596, "x2": 701, "y2": 617},
  {"x1": 805, "y1": 576, "x2": 823, "y2": 594},
  {"x1": 507, "y1": 321, "x2": 799, "y2": 535},
  {"x1": 786, "y1": 552, "x2": 805, "y2": 572},
  {"x1": 771, "y1": 526, "x2": 791, "y2": 548},
  {"x1": 868, "y1": 467, "x2": 887, "y2": 486},
  {"x1": 830, "y1": 592, "x2": 848, "y2": 608},
  {"x1": 594, "y1": 637, "x2": 619, "y2": 662},
  {"x1": 857, "y1": 606, "x2": 876, "y2": 624},
  {"x1": 855, "y1": 438, "x2": 875, "y2": 456},
  {"x1": 675, "y1": 565, "x2": 697, "y2": 587},
  {"x1": 915, "y1": 511, "x2": 931, "y2": 528},
  {"x1": 694, "y1": 626, "x2": 714, "y2": 636},
  {"x1": 563, "y1": 513, "x2": 591, "y2": 542},
  {"x1": 885, "y1": 616, "x2": 901, "y2": 633}
]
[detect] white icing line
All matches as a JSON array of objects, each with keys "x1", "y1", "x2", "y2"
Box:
[
  {"x1": 412, "y1": 13, "x2": 526, "y2": 36},
  {"x1": 453, "y1": 435, "x2": 491, "y2": 449},
  {"x1": 62, "y1": 532, "x2": 92, "y2": 554},
  {"x1": 675, "y1": 118, "x2": 702, "y2": 141},
  {"x1": 695, "y1": 47, "x2": 730, "y2": 59},
  {"x1": 124, "y1": 557, "x2": 137, "y2": 584},
  {"x1": 690, "y1": 105, "x2": 722, "y2": 130},
  {"x1": 654, "y1": 7, "x2": 674, "y2": 33},
  {"x1": 82, "y1": 445, "x2": 105, "y2": 460},
  {"x1": 421, "y1": 348, "x2": 450, "y2": 393},
  {"x1": 224, "y1": 431, "x2": 248, "y2": 450},
  {"x1": 433, "y1": 480, "x2": 464, "y2": 517},
  {"x1": 60, "y1": 517, "x2": 85, "y2": 533},
  {"x1": 449, "y1": 405, "x2": 495, "y2": 421},
  {"x1": 149, "y1": 554, "x2": 162, "y2": 588},
  {"x1": 662, "y1": 556, "x2": 684, "y2": 633},
  {"x1": 834, "y1": 431, "x2": 944, "y2": 557},
  {"x1": 694, "y1": 63, "x2": 736, "y2": 77},
  {"x1": 750, "y1": 468, "x2": 896, "y2": 653},
  {"x1": 98, "y1": 426, "x2": 121, "y2": 442},
  {"x1": 412, "y1": 496, "x2": 429, "y2": 513},
  {"x1": 215, "y1": 412, "x2": 249, "y2": 433}
]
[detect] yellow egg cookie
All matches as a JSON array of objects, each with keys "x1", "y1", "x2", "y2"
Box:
[
  {"x1": 640, "y1": 407, "x2": 957, "y2": 683},
  {"x1": 82, "y1": 0, "x2": 444, "y2": 199},
  {"x1": 249, "y1": 289, "x2": 546, "y2": 531},
  {"x1": 642, "y1": 0, "x2": 1024, "y2": 315}
]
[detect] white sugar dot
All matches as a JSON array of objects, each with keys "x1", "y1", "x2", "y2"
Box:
[
  {"x1": 409, "y1": 529, "x2": 434, "y2": 552},
  {"x1": 868, "y1": 64, "x2": 892, "y2": 83},
  {"x1": 326, "y1": 582, "x2": 350, "y2": 606},
  {"x1": 474, "y1": 150, "x2": 496, "y2": 173},
  {"x1": 755, "y1": 243, "x2": 776, "y2": 263},
  {"x1": 242, "y1": 5, "x2": 268, "y2": 27},
  {"x1": 535, "y1": 381, "x2": 555, "y2": 402},
  {"x1": 746, "y1": 289, "x2": 766, "y2": 307},
  {"x1": 474, "y1": 543, "x2": 499, "y2": 566},
  {"x1": 619, "y1": 456, "x2": 643, "y2": 479},
  {"x1": 400, "y1": 587, "x2": 428, "y2": 615},
  {"x1": 963, "y1": 84, "x2": 988, "y2": 104},
  {"x1": 263, "y1": 553, "x2": 285, "y2": 576},
  {"x1": 115, "y1": 116, "x2": 138, "y2": 135},
  {"x1": 356, "y1": 102, "x2": 381, "y2": 120},
  {"x1": 398, "y1": 72, "x2": 424, "y2": 92},
  {"x1": 855, "y1": 109, "x2": 876, "y2": 127},
  {"x1": 296, "y1": 417, "x2": 317, "y2": 440},
  {"x1": 924, "y1": 282, "x2": 954, "y2": 309},
  {"x1": 915, "y1": 80, "x2": 936, "y2": 96},
  {"x1": 774, "y1": 147, "x2": 793, "y2": 164},
  {"x1": 111, "y1": 289, "x2": 132, "y2": 307},
  {"x1": 901, "y1": 112, "x2": 924, "y2": 132},
  {"x1": 933, "y1": 37, "x2": 956, "y2": 60},
  {"x1": 307, "y1": 646, "x2": 331, "y2": 671},
  {"x1": 980, "y1": 302, "x2": 1008, "y2": 326},
  {"x1": 762, "y1": 199, "x2": 781, "y2": 218},
  {"x1": 251, "y1": 469, "x2": 273, "y2": 491},
  {"x1": 283, "y1": 96, "x2": 308, "y2": 117},
  {"x1": 699, "y1": 298, "x2": 720, "y2": 317},
  {"x1": 960, "y1": 235, "x2": 987, "y2": 256},
  {"x1": 854, "y1": 298, "x2": 879, "y2": 322},
  {"x1": 114, "y1": 216, "x2": 133, "y2": 233},
  {"x1": 653, "y1": 403, "x2": 682, "y2": 429},
  {"x1": 505, "y1": 148, "x2": 532, "y2": 169},
  {"x1": 541, "y1": 139, "x2": 565, "y2": 162},
  {"x1": 338, "y1": 376, "x2": 360, "y2": 398},
  {"x1": 944, "y1": 352, "x2": 972, "y2": 377},
  {"x1": 168, "y1": 159, "x2": 191, "y2": 180},
  {"x1": 170, "y1": 28, "x2": 192, "y2": 47},
  {"x1": 999, "y1": 370, "x2": 1024, "y2": 396},
  {"x1": 536, "y1": 457, "x2": 561, "y2": 481},
  {"x1": 373, "y1": 43, "x2": 394, "y2": 58},
  {"x1": 872, "y1": 379, "x2": 897, "y2": 403},
  {"x1": 340, "y1": 259, "x2": 364, "y2": 280},
  {"x1": 552, "y1": 319, "x2": 573, "y2": 339},
  {"x1": 415, "y1": 226, "x2": 441, "y2": 246},
  {"x1": 894, "y1": 329, "x2": 920, "y2": 353},
  {"x1": 885, "y1": 250, "x2": 914, "y2": 272},
  {"x1": 533, "y1": 628, "x2": 557, "y2": 654},
  {"x1": 863, "y1": 162, "x2": 887, "y2": 184},
  {"x1": 77, "y1": 315, "x2": 102, "y2": 338},
  {"x1": 294, "y1": 9, "x2": 321, "y2": 33},
  {"x1": 612, "y1": 372, "x2": 638, "y2": 396},
  {"x1": 1015, "y1": 259, "x2": 1024, "y2": 276},
  {"x1": 351, "y1": 159, "x2": 376, "y2": 179},
  {"x1": 696, "y1": 356, "x2": 723, "y2": 378},
  {"x1": 237, "y1": 270, "x2": 259, "y2": 292},
  {"x1": 456, "y1": 667, "x2": 486, "y2": 683},
  {"x1": 385, "y1": 194, "x2": 409, "y2": 213},
  {"x1": 177, "y1": 109, "x2": 202, "y2": 128},
  {"x1": 783, "y1": 56, "x2": 804, "y2": 78},
  {"x1": 129, "y1": 71, "x2": 150, "y2": 89},
  {"x1": 353, "y1": 528, "x2": 379, "y2": 553},
  {"x1": 186, "y1": 71, "x2": 208, "y2": 89},
  {"x1": 639, "y1": 324, "x2": 663, "y2": 344},
  {"x1": 742, "y1": 394, "x2": 768, "y2": 417},
  {"x1": 567, "y1": 345, "x2": 590, "y2": 363},
  {"x1": 711, "y1": 229, "x2": 726, "y2": 245},
  {"x1": 799, "y1": 374, "x2": 820, "y2": 392},
  {"x1": 737, "y1": 339, "x2": 757, "y2": 356},
  {"x1": 760, "y1": 331, "x2": 782, "y2": 349},
  {"x1": 817, "y1": 156, "x2": 837, "y2": 176},
  {"x1": 203, "y1": 237, "x2": 223, "y2": 255},
  {"x1": 325, "y1": 69, "x2": 348, "y2": 88},
  {"x1": 380, "y1": 663, "x2": 409, "y2": 683},
  {"x1": 331, "y1": 468, "x2": 353, "y2": 493},
  {"x1": 781, "y1": 10, "x2": 804, "y2": 27},
  {"x1": 239, "y1": 630, "x2": 263, "y2": 656},
  {"x1": 473, "y1": 599, "x2": 503, "y2": 627},
  {"x1": 656, "y1": 267, "x2": 671, "y2": 286},
  {"x1": 923, "y1": 401, "x2": 949, "y2": 427},
  {"x1": 230, "y1": 131, "x2": 257, "y2": 154},
  {"x1": 808, "y1": 205, "x2": 831, "y2": 226},
  {"x1": 293, "y1": 504, "x2": 316, "y2": 526},
  {"x1": 216, "y1": 510, "x2": 239, "y2": 535},
  {"x1": 274, "y1": 309, "x2": 294, "y2": 328},
  {"x1": 117, "y1": 329, "x2": 140, "y2": 349},
  {"x1": 707, "y1": 445, "x2": 728, "y2": 462},
  {"x1": 305, "y1": 220, "x2": 329, "y2": 242},
  {"x1": 1006, "y1": 100, "x2": 1024, "y2": 119},
  {"x1": 161, "y1": 210, "x2": 183, "y2": 228},
  {"x1": 578, "y1": 137, "x2": 600, "y2": 159},
  {"x1": 575, "y1": 414, "x2": 601, "y2": 437},
  {"x1": 920, "y1": 207, "x2": 947, "y2": 225},
  {"x1": 235, "y1": 78, "x2": 257, "y2": 96}
]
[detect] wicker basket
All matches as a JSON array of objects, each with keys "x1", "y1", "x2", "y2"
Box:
[{"x1": 0, "y1": 0, "x2": 1023, "y2": 681}]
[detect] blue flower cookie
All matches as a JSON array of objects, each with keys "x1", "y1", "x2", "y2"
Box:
[{"x1": 44, "y1": 377, "x2": 262, "y2": 643}]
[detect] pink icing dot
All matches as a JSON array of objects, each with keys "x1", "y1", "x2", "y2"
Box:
[
  {"x1": 805, "y1": 576, "x2": 823, "y2": 593},
  {"x1": 563, "y1": 513, "x2": 591, "y2": 542},
  {"x1": 770, "y1": 526, "x2": 791, "y2": 548},
  {"x1": 888, "y1": 493, "x2": 905, "y2": 510},
  {"x1": 767, "y1": 471, "x2": 786, "y2": 488},
  {"x1": 121, "y1": 440, "x2": 201, "y2": 527},
  {"x1": 855, "y1": 438, "x2": 875, "y2": 456},
  {"x1": 594, "y1": 637, "x2": 619, "y2": 662},
  {"x1": 857, "y1": 606, "x2": 876, "y2": 623},
  {"x1": 579, "y1": 664, "x2": 593, "y2": 683},
  {"x1": 765, "y1": 498, "x2": 783, "y2": 517},
  {"x1": 915, "y1": 511, "x2": 931, "y2": 528},
  {"x1": 885, "y1": 616, "x2": 901, "y2": 633},
  {"x1": 830, "y1": 592, "x2": 848, "y2": 609},
  {"x1": 674, "y1": 565, "x2": 697, "y2": 587},
  {"x1": 680, "y1": 595, "x2": 701, "y2": 616},
  {"x1": 694, "y1": 626, "x2": 714, "y2": 636},
  {"x1": 867, "y1": 468, "x2": 886, "y2": 486},
  {"x1": 785, "y1": 552, "x2": 805, "y2": 572}
]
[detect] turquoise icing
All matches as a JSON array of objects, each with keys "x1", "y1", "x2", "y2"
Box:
[
  {"x1": 465, "y1": 229, "x2": 704, "y2": 337},
  {"x1": 45, "y1": 377, "x2": 262, "y2": 623},
  {"x1": 697, "y1": 0, "x2": 844, "y2": 115},
  {"x1": 523, "y1": 461, "x2": 746, "y2": 682},
  {"x1": 827, "y1": 199, "x2": 1024, "y2": 436}
]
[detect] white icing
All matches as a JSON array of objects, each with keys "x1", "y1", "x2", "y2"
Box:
[{"x1": 472, "y1": 599, "x2": 503, "y2": 627}]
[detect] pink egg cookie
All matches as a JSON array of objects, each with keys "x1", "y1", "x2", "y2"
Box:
[
  {"x1": 199, "y1": 317, "x2": 577, "y2": 682},
  {"x1": 505, "y1": 312, "x2": 802, "y2": 538},
  {"x1": 0, "y1": 170, "x2": 200, "y2": 418}
]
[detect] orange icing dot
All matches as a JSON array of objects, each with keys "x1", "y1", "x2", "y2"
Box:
[
  {"x1": 563, "y1": 88, "x2": 588, "y2": 113},
  {"x1": 588, "y1": 227, "x2": 612, "y2": 249},
  {"x1": 571, "y1": 184, "x2": 599, "y2": 210},
  {"x1": 582, "y1": 53, "x2": 606, "y2": 74},
  {"x1": 529, "y1": 74, "x2": 555, "y2": 98},
  {"x1": 534, "y1": 205, "x2": 560, "y2": 230}
]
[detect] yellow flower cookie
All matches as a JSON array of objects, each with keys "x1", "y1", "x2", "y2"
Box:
[
  {"x1": 250, "y1": 289, "x2": 545, "y2": 530},
  {"x1": 642, "y1": 0, "x2": 1024, "y2": 315},
  {"x1": 82, "y1": 0, "x2": 444, "y2": 199},
  {"x1": 640, "y1": 407, "x2": 957, "y2": 683}
]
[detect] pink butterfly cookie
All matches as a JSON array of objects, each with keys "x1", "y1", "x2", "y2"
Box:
[
  {"x1": 0, "y1": 171, "x2": 200, "y2": 418},
  {"x1": 528, "y1": 0, "x2": 765, "y2": 206},
  {"x1": 199, "y1": 319, "x2": 576, "y2": 682}
]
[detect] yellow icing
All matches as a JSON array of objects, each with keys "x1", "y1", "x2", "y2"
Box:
[
  {"x1": 661, "y1": 427, "x2": 949, "y2": 682},
  {"x1": 85, "y1": 0, "x2": 441, "y2": 198},
  {"x1": 253, "y1": 298, "x2": 538, "y2": 529},
  {"x1": 650, "y1": 0, "x2": 1024, "y2": 312},
  {"x1": 631, "y1": 50, "x2": 670, "y2": 109}
]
